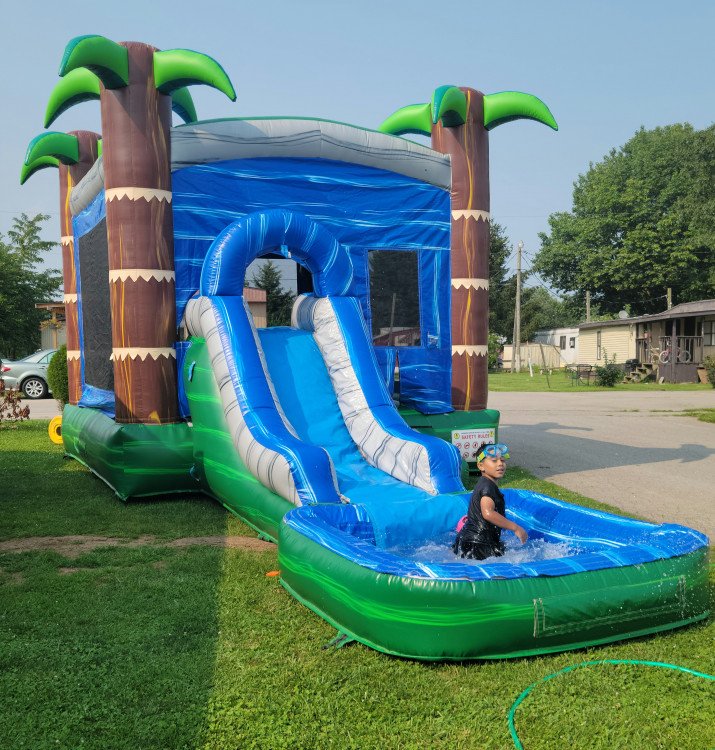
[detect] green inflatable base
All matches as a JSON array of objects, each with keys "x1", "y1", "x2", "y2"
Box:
[
  {"x1": 278, "y1": 524, "x2": 710, "y2": 660},
  {"x1": 61, "y1": 404, "x2": 196, "y2": 501},
  {"x1": 183, "y1": 338, "x2": 294, "y2": 542}
]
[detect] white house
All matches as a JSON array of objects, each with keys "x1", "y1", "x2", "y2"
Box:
[
  {"x1": 532, "y1": 327, "x2": 579, "y2": 366},
  {"x1": 578, "y1": 299, "x2": 715, "y2": 383}
]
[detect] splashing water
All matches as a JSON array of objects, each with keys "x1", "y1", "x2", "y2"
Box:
[{"x1": 388, "y1": 535, "x2": 573, "y2": 566}]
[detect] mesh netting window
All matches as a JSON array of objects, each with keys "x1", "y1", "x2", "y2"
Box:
[
  {"x1": 77, "y1": 218, "x2": 114, "y2": 391},
  {"x1": 368, "y1": 250, "x2": 421, "y2": 347}
]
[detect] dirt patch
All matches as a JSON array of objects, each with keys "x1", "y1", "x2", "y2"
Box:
[
  {"x1": 168, "y1": 536, "x2": 273, "y2": 552},
  {"x1": 0, "y1": 570, "x2": 25, "y2": 585},
  {"x1": 0, "y1": 535, "x2": 274, "y2": 558}
]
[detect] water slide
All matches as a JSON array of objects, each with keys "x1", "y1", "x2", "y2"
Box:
[
  {"x1": 182, "y1": 209, "x2": 708, "y2": 660},
  {"x1": 185, "y1": 290, "x2": 466, "y2": 534}
]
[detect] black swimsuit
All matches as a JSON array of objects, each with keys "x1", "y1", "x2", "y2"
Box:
[{"x1": 453, "y1": 476, "x2": 506, "y2": 560}]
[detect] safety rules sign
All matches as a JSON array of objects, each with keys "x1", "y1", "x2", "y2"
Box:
[{"x1": 451, "y1": 429, "x2": 496, "y2": 462}]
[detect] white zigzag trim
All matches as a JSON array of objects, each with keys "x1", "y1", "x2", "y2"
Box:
[
  {"x1": 452, "y1": 345, "x2": 489, "y2": 357},
  {"x1": 66, "y1": 350, "x2": 81, "y2": 360},
  {"x1": 108, "y1": 269, "x2": 175, "y2": 283},
  {"x1": 60, "y1": 235, "x2": 74, "y2": 246},
  {"x1": 110, "y1": 347, "x2": 176, "y2": 361},
  {"x1": 451, "y1": 209, "x2": 491, "y2": 222},
  {"x1": 105, "y1": 187, "x2": 173, "y2": 203},
  {"x1": 451, "y1": 278, "x2": 489, "y2": 290},
  {"x1": 63, "y1": 294, "x2": 78, "y2": 304}
]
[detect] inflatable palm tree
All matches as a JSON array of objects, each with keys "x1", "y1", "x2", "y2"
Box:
[
  {"x1": 380, "y1": 87, "x2": 557, "y2": 411},
  {"x1": 42, "y1": 35, "x2": 236, "y2": 424},
  {"x1": 21, "y1": 130, "x2": 100, "y2": 405}
]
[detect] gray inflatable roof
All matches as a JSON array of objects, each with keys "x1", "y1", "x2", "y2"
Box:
[{"x1": 70, "y1": 118, "x2": 451, "y2": 216}]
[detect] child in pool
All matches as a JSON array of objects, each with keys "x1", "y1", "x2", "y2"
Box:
[{"x1": 453, "y1": 443, "x2": 528, "y2": 560}]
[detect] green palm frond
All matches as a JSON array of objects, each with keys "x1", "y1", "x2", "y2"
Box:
[
  {"x1": 170, "y1": 87, "x2": 198, "y2": 123},
  {"x1": 431, "y1": 85, "x2": 467, "y2": 127},
  {"x1": 380, "y1": 85, "x2": 467, "y2": 136},
  {"x1": 44, "y1": 68, "x2": 101, "y2": 128},
  {"x1": 20, "y1": 156, "x2": 60, "y2": 185},
  {"x1": 153, "y1": 49, "x2": 236, "y2": 101},
  {"x1": 483, "y1": 91, "x2": 558, "y2": 131},
  {"x1": 378, "y1": 103, "x2": 432, "y2": 136},
  {"x1": 25, "y1": 132, "x2": 79, "y2": 166},
  {"x1": 59, "y1": 35, "x2": 129, "y2": 89}
]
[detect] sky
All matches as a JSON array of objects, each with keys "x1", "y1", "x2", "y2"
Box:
[{"x1": 1, "y1": 0, "x2": 713, "y2": 291}]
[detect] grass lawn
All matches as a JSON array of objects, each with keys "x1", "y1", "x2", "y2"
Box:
[
  {"x1": 489, "y1": 370, "x2": 712, "y2": 393},
  {"x1": 1, "y1": 421, "x2": 713, "y2": 750},
  {"x1": 683, "y1": 408, "x2": 715, "y2": 424}
]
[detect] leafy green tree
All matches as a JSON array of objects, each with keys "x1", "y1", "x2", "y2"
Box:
[
  {"x1": 487, "y1": 332, "x2": 502, "y2": 370},
  {"x1": 251, "y1": 261, "x2": 295, "y2": 327},
  {"x1": 489, "y1": 222, "x2": 580, "y2": 340},
  {"x1": 488, "y1": 221, "x2": 513, "y2": 339},
  {"x1": 520, "y1": 287, "x2": 572, "y2": 340},
  {"x1": 535, "y1": 124, "x2": 715, "y2": 314},
  {"x1": 0, "y1": 214, "x2": 61, "y2": 360}
]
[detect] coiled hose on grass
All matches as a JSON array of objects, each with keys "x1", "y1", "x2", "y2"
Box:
[{"x1": 508, "y1": 659, "x2": 715, "y2": 750}]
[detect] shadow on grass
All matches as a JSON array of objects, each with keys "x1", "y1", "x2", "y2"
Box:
[
  {"x1": 0, "y1": 544, "x2": 231, "y2": 750},
  {"x1": 0, "y1": 422, "x2": 263, "y2": 749},
  {"x1": 0, "y1": 446, "x2": 230, "y2": 540}
]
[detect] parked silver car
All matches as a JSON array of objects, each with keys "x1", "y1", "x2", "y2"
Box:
[{"x1": 0, "y1": 349, "x2": 56, "y2": 399}]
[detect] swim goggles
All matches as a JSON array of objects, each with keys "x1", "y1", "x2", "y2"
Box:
[{"x1": 476, "y1": 443, "x2": 510, "y2": 461}]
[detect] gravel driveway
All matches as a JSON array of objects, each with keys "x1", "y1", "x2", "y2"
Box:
[{"x1": 492, "y1": 391, "x2": 715, "y2": 540}]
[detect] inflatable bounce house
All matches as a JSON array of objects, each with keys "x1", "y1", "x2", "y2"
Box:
[{"x1": 22, "y1": 36, "x2": 708, "y2": 659}]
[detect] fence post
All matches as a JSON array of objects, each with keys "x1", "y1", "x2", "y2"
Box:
[{"x1": 539, "y1": 343, "x2": 551, "y2": 389}]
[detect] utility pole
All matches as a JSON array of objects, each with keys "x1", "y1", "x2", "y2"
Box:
[
  {"x1": 512, "y1": 241, "x2": 523, "y2": 373},
  {"x1": 667, "y1": 288, "x2": 672, "y2": 310},
  {"x1": 586, "y1": 291, "x2": 591, "y2": 322}
]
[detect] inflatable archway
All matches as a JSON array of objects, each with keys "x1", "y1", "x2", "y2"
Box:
[{"x1": 200, "y1": 209, "x2": 354, "y2": 298}]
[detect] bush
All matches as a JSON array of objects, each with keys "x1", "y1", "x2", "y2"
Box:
[
  {"x1": 703, "y1": 355, "x2": 715, "y2": 388},
  {"x1": 47, "y1": 345, "x2": 69, "y2": 407},
  {"x1": 595, "y1": 351, "x2": 623, "y2": 387},
  {"x1": 0, "y1": 380, "x2": 30, "y2": 424},
  {"x1": 488, "y1": 333, "x2": 502, "y2": 370}
]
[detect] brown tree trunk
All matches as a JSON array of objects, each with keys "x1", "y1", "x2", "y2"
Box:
[
  {"x1": 432, "y1": 88, "x2": 490, "y2": 411},
  {"x1": 100, "y1": 42, "x2": 178, "y2": 424},
  {"x1": 61, "y1": 131, "x2": 100, "y2": 405}
]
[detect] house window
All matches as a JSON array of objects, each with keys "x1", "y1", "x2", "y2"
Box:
[
  {"x1": 596, "y1": 331, "x2": 602, "y2": 360},
  {"x1": 368, "y1": 250, "x2": 421, "y2": 346},
  {"x1": 703, "y1": 320, "x2": 715, "y2": 346},
  {"x1": 569, "y1": 337, "x2": 576, "y2": 349},
  {"x1": 559, "y1": 335, "x2": 567, "y2": 350}
]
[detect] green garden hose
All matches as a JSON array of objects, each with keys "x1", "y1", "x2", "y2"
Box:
[{"x1": 508, "y1": 659, "x2": 715, "y2": 750}]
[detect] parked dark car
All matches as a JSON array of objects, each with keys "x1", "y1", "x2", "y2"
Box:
[{"x1": 0, "y1": 349, "x2": 57, "y2": 399}]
